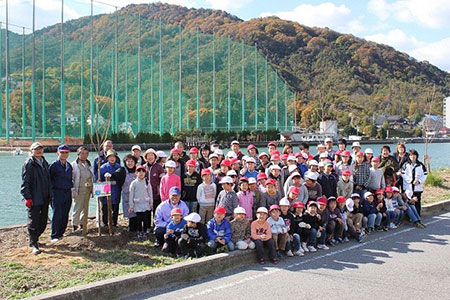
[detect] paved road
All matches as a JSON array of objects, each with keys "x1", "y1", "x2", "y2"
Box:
[{"x1": 125, "y1": 212, "x2": 450, "y2": 300}]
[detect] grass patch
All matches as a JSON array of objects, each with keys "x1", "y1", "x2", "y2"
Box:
[{"x1": 425, "y1": 171, "x2": 444, "y2": 187}]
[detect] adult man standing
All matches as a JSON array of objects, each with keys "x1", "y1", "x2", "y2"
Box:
[
  {"x1": 49, "y1": 145, "x2": 73, "y2": 242},
  {"x1": 21, "y1": 142, "x2": 52, "y2": 254},
  {"x1": 174, "y1": 141, "x2": 189, "y2": 165}
]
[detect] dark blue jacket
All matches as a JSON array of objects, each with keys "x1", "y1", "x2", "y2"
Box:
[
  {"x1": 100, "y1": 162, "x2": 122, "y2": 205},
  {"x1": 21, "y1": 156, "x2": 52, "y2": 206},
  {"x1": 49, "y1": 159, "x2": 73, "y2": 191},
  {"x1": 362, "y1": 199, "x2": 378, "y2": 216},
  {"x1": 93, "y1": 150, "x2": 121, "y2": 180}
]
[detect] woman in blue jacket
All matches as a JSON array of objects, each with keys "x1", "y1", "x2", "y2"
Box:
[{"x1": 99, "y1": 150, "x2": 122, "y2": 227}]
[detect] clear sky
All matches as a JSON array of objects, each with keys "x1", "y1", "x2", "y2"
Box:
[{"x1": 1, "y1": 0, "x2": 449, "y2": 71}]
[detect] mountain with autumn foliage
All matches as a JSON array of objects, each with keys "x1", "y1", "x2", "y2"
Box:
[{"x1": 5, "y1": 2, "x2": 450, "y2": 136}]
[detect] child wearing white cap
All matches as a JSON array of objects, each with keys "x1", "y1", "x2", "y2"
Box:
[
  {"x1": 251, "y1": 207, "x2": 278, "y2": 265},
  {"x1": 178, "y1": 213, "x2": 208, "y2": 258},
  {"x1": 230, "y1": 207, "x2": 255, "y2": 250}
]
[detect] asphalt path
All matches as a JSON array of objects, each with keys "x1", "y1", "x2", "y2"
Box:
[{"x1": 125, "y1": 212, "x2": 450, "y2": 300}]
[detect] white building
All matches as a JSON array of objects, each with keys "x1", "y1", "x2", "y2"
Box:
[{"x1": 444, "y1": 97, "x2": 450, "y2": 129}]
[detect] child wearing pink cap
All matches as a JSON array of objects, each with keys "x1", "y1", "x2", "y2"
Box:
[{"x1": 237, "y1": 177, "x2": 254, "y2": 221}]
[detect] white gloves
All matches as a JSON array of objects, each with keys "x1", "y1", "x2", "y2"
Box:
[
  {"x1": 104, "y1": 173, "x2": 112, "y2": 178},
  {"x1": 299, "y1": 222, "x2": 311, "y2": 229},
  {"x1": 316, "y1": 231, "x2": 321, "y2": 238}
]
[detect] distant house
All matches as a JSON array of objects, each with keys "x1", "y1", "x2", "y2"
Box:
[
  {"x1": 374, "y1": 114, "x2": 412, "y2": 129},
  {"x1": 421, "y1": 114, "x2": 443, "y2": 137}
]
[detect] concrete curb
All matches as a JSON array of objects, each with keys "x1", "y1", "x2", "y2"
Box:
[{"x1": 25, "y1": 198, "x2": 450, "y2": 300}]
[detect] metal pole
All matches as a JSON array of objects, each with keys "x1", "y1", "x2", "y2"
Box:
[
  {"x1": 0, "y1": 21, "x2": 2, "y2": 137},
  {"x1": 159, "y1": 18, "x2": 163, "y2": 134},
  {"x1": 265, "y1": 57, "x2": 268, "y2": 130},
  {"x1": 89, "y1": 0, "x2": 94, "y2": 135},
  {"x1": 275, "y1": 71, "x2": 278, "y2": 130},
  {"x1": 125, "y1": 53, "x2": 128, "y2": 130},
  {"x1": 212, "y1": 31, "x2": 216, "y2": 131},
  {"x1": 227, "y1": 36, "x2": 231, "y2": 131},
  {"x1": 114, "y1": 7, "x2": 119, "y2": 133},
  {"x1": 241, "y1": 40, "x2": 244, "y2": 131},
  {"x1": 137, "y1": 12, "x2": 142, "y2": 132},
  {"x1": 171, "y1": 80, "x2": 174, "y2": 135},
  {"x1": 31, "y1": 0, "x2": 36, "y2": 140},
  {"x1": 60, "y1": 0, "x2": 65, "y2": 143},
  {"x1": 178, "y1": 24, "x2": 182, "y2": 131},
  {"x1": 254, "y1": 43, "x2": 258, "y2": 130},
  {"x1": 5, "y1": 0, "x2": 10, "y2": 141},
  {"x1": 21, "y1": 27, "x2": 25, "y2": 137},
  {"x1": 110, "y1": 50, "x2": 114, "y2": 134},
  {"x1": 42, "y1": 35, "x2": 46, "y2": 136},
  {"x1": 196, "y1": 27, "x2": 200, "y2": 129},
  {"x1": 80, "y1": 42, "x2": 85, "y2": 137},
  {"x1": 150, "y1": 55, "x2": 153, "y2": 133}
]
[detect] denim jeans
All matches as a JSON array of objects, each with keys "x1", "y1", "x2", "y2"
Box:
[
  {"x1": 367, "y1": 213, "x2": 382, "y2": 228},
  {"x1": 405, "y1": 204, "x2": 420, "y2": 222},
  {"x1": 386, "y1": 210, "x2": 399, "y2": 224},
  {"x1": 287, "y1": 233, "x2": 301, "y2": 252},
  {"x1": 308, "y1": 228, "x2": 318, "y2": 246},
  {"x1": 207, "y1": 240, "x2": 234, "y2": 251},
  {"x1": 186, "y1": 201, "x2": 198, "y2": 214},
  {"x1": 318, "y1": 228, "x2": 327, "y2": 245}
]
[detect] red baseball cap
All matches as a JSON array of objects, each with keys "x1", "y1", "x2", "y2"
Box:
[
  {"x1": 384, "y1": 186, "x2": 393, "y2": 193},
  {"x1": 247, "y1": 144, "x2": 257, "y2": 151},
  {"x1": 337, "y1": 196, "x2": 346, "y2": 203},
  {"x1": 281, "y1": 154, "x2": 289, "y2": 161},
  {"x1": 136, "y1": 165, "x2": 147, "y2": 172},
  {"x1": 271, "y1": 150, "x2": 281, "y2": 156},
  {"x1": 372, "y1": 156, "x2": 380, "y2": 162},
  {"x1": 257, "y1": 173, "x2": 267, "y2": 180},
  {"x1": 341, "y1": 150, "x2": 351, "y2": 157},
  {"x1": 221, "y1": 160, "x2": 232, "y2": 167},
  {"x1": 266, "y1": 179, "x2": 277, "y2": 186},
  {"x1": 186, "y1": 160, "x2": 196, "y2": 167},
  {"x1": 201, "y1": 169, "x2": 211, "y2": 176},
  {"x1": 271, "y1": 154, "x2": 281, "y2": 161},
  {"x1": 189, "y1": 147, "x2": 199, "y2": 154},
  {"x1": 170, "y1": 148, "x2": 181, "y2": 155},
  {"x1": 342, "y1": 169, "x2": 351, "y2": 176},
  {"x1": 317, "y1": 197, "x2": 327, "y2": 206},
  {"x1": 268, "y1": 141, "x2": 276, "y2": 147},
  {"x1": 356, "y1": 151, "x2": 364, "y2": 157},
  {"x1": 230, "y1": 158, "x2": 240, "y2": 165},
  {"x1": 288, "y1": 186, "x2": 300, "y2": 195},
  {"x1": 239, "y1": 176, "x2": 249, "y2": 183},
  {"x1": 375, "y1": 189, "x2": 384, "y2": 195},
  {"x1": 214, "y1": 206, "x2": 227, "y2": 215},
  {"x1": 269, "y1": 204, "x2": 281, "y2": 212},
  {"x1": 171, "y1": 208, "x2": 183, "y2": 216},
  {"x1": 292, "y1": 202, "x2": 305, "y2": 208}
]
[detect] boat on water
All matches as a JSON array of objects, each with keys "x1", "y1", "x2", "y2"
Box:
[{"x1": 12, "y1": 148, "x2": 23, "y2": 156}]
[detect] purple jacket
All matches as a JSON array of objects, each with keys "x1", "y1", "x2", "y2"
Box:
[
  {"x1": 154, "y1": 200, "x2": 189, "y2": 228},
  {"x1": 146, "y1": 162, "x2": 165, "y2": 202}
]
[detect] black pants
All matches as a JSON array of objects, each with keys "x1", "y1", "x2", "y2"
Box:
[
  {"x1": 51, "y1": 190, "x2": 72, "y2": 239},
  {"x1": 129, "y1": 217, "x2": 138, "y2": 232},
  {"x1": 136, "y1": 211, "x2": 151, "y2": 233},
  {"x1": 27, "y1": 202, "x2": 50, "y2": 246},
  {"x1": 102, "y1": 203, "x2": 119, "y2": 227},
  {"x1": 162, "y1": 235, "x2": 179, "y2": 255},
  {"x1": 327, "y1": 220, "x2": 344, "y2": 239},
  {"x1": 178, "y1": 238, "x2": 206, "y2": 257},
  {"x1": 254, "y1": 239, "x2": 276, "y2": 261},
  {"x1": 413, "y1": 191, "x2": 422, "y2": 216}
]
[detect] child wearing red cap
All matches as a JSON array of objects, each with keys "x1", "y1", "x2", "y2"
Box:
[
  {"x1": 261, "y1": 179, "x2": 281, "y2": 209},
  {"x1": 337, "y1": 169, "x2": 353, "y2": 199},
  {"x1": 316, "y1": 197, "x2": 329, "y2": 250},
  {"x1": 237, "y1": 177, "x2": 254, "y2": 221},
  {"x1": 268, "y1": 205, "x2": 291, "y2": 257},
  {"x1": 182, "y1": 160, "x2": 202, "y2": 213},
  {"x1": 197, "y1": 169, "x2": 217, "y2": 224},
  {"x1": 290, "y1": 201, "x2": 307, "y2": 256},
  {"x1": 206, "y1": 207, "x2": 234, "y2": 252},
  {"x1": 367, "y1": 157, "x2": 386, "y2": 192},
  {"x1": 383, "y1": 187, "x2": 400, "y2": 229},
  {"x1": 162, "y1": 208, "x2": 187, "y2": 256},
  {"x1": 251, "y1": 207, "x2": 277, "y2": 264}
]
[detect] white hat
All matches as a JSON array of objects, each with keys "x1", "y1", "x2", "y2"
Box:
[
  {"x1": 324, "y1": 137, "x2": 333, "y2": 143},
  {"x1": 215, "y1": 149, "x2": 224, "y2": 156},
  {"x1": 319, "y1": 153, "x2": 329, "y2": 158},
  {"x1": 184, "y1": 213, "x2": 201, "y2": 223},
  {"x1": 405, "y1": 189, "x2": 413, "y2": 199},
  {"x1": 365, "y1": 148, "x2": 373, "y2": 154},
  {"x1": 248, "y1": 177, "x2": 257, "y2": 184},
  {"x1": 256, "y1": 207, "x2": 268, "y2": 214},
  {"x1": 346, "y1": 198, "x2": 354, "y2": 212},
  {"x1": 290, "y1": 172, "x2": 301, "y2": 178},
  {"x1": 246, "y1": 157, "x2": 256, "y2": 164},
  {"x1": 226, "y1": 151, "x2": 237, "y2": 159},
  {"x1": 279, "y1": 198, "x2": 290, "y2": 206},
  {"x1": 226, "y1": 170, "x2": 237, "y2": 176},
  {"x1": 165, "y1": 160, "x2": 176, "y2": 168},
  {"x1": 352, "y1": 142, "x2": 361, "y2": 148},
  {"x1": 317, "y1": 143, "x2": 326, "y2": 149},
  {"x1": 318, "y1": 162, "x2": 325, "y2": 167},
  {"x1": 233, "y1": 206, "x2": 247, "y2": 215},
  {"x1": 305, "y1": 172, "x2": 318, "y2": 181},
  {"x1": 308, "y1": 160, "x2": 319, "y2": 166},
  {"x1": 144, "y1": 148, "x2": 158, "y2": 159},
  {"x1": 258, "y1": 152, "x2": 269, "y2": 158},
  {"x1": 301, "y1": 152, "x2": 309, "y2": 159},
  {"x1": 156, "y1": 150, "x2": 167, "y2": 158},
  {"x1": 392, "y1": 186, "x2": 400, "y2": 192},
  {"x1": 131, "y1": 145, "x2": 142, "y2": 151},
  {"x1": 288, "y1": 165, "x2": 298, "y2": 173},
  {"x1": 287, "y1": 156, "x2": 296, "y2": 161},
  {"x1": 351, "y1": 193, "x2": 361, "y2": 198},
  {"x1": 30, "y1": 142, "x2": 44, "y2": 150},
  {"x1": 231, "y1": 140, "x2": 240, "y2": 145},
  {"x1": 209, "y1": 153, "x2": 219, "y2": 160},
  {"x1": 364, "y1": 191, "x2": 373, "y2": 199},
  {"x1": 219, "y1": 176, "x2": 234, "y2": 184},
  {"x1": 242, "y1": 155, "x2": 249, "y2": 161},
  {"x1": 270, "y1": 165, "x2": 281, "y2": 171}
]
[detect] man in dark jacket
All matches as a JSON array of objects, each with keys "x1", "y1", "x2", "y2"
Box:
[
  {"x1": 21, "y1": 142, "x2": 52, "y2": 254},
  {"x1": 49, "y1": 145, "x2": 73, "y2": 242}
]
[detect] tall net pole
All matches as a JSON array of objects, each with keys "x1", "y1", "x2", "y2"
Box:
[
  {"x1": 125, "y1": 53, "x2": 128, "y2": 130},
  {"x1": 254, "y1": 43, "x2": 258, "y2": 130},
  {"x1": 196, "y1": 27, "x2": 200, "y2": 129},
  {"x1": 171, "y1": 80, "x2": 174, "y2": 135},
  {"x1": 265, "y1": 57, "x2": 268, "y2": 130},
  {"x1": 80, "y1": 42, "x2": 85, "y2": 137},
  {"x1": 275, "y1": 70, "x2": 278, "y2": 130},
  {"x1": 212, "y1": 31, "x2": 216, "y2": 131},
  {"x1": 31, "y1": 0, "x2": 36, "y2": 140},
  {"x1": 114, "y1": 7, "x2": 119, "y2": 133},
  {"x1": 110, "y1": 50, "x2": 114, "y2": 134},
  {"x1": 284, "y1": 81, "x2": 288, "y2": 131},
  {"x1": 89, "y1": 0, "x2": 94, "y2": 135},
  {"x1": 159, "y1": 18, "x2": 163, "y2": 134},
  {"x1": 150, "y1": 55, "x2": 154, "y2": 133},
  {"x1": 0, "y1": 21, "x2": 3, "y2": 137},
  {"x1": 178, "y1": 24, "x2": 182, "y2": 131},
  {"x1": 227, "y1": 36, "x2": 231, "y2": 131},
  {"x1": 42, "y1": 35, "x2": 46, "y2": 136},
  {"x1": 137, "y1": 12, "x2": 142, "y2": 132},
  {"x1": 60, "y1": 0, "x2": 65, "y2": 143},
  {"x1": 5, "y1": 0, "x2": 10, "y2": 141},
  {"x1": 241, "y1": 40, "x2": 245, "y2": 131},
  {"x1": 21, "y1": 28, "x2": 26, "y2": 137}
]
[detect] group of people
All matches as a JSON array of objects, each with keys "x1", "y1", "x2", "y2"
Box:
[{"x1": 21, "y1": 138, "x2": 428, "y2": 264}]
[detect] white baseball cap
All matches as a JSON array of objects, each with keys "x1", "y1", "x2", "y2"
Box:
[
  {"x1": 215, "y1": 149, "x2": 224, "y2": 156},
  {"x1": 226, "y1": 170, "x2": 237, "y2": 176},
  {"x1": 184, "y1": 213, "x2": 201, "y2": 223},
  {"x1": 209, "y1": 153, "x2": 219, "y2": 160},
  {"x1": 165, "y1": 160, "x2": 176, "y2": 168},
  {"x1": 256, "y1": 207, "x2": 268, "y2": 214},
  {"x1": 131, "y1": 145, "x2": 141, "y2": 151},
  {"x1": 226, "y1": 151, "x2": 237, "y2": 159},
  {"x1": 346, "y1": 198, "x2": 354, "y2": 212},
  {"x1": 248, "y1": 177, "x2": 257, "y2": 184},
  {"x1": 246, "y1": 157, "x2": 256, "y2": 164},
  {"x1": 317, "y1": 144, "x2": 326, "y2": 149},
  {"x1": 324, "y1": 137, "x2": 333, "y2": 143},
  {"x1": 231, "y1": 140, "x2": 240, "y2": 145},
  {"x1": 156, "y1": 150, "x2": 167, "y2": 158},
  {"x1": 305, "y1": 172, "x2": 318, "y2": 181},
  {"x1": 233, "y1": 206, "x2": 246, "y2": 215},
  {"x1": 352, "y1": 142, "x2": 361, "y2": 148},
  {"x1": 365, "y1": 148, "x2": 373, "y2": 154},
  {"x1": 290, "y1": 172, "x2": 301, "y2": 178},
  {"x1": 279, "y1": 198, "x2": 290, "y2": 206},
  {"x1": 319, "y1": 153, "x2": 329, "y2": 158},
  {"x1": 364, "y1": 191, "x2": 373, "y2": 199},
  {"x1": 270, "y1": 165, "x2": 281, "y2": 171},
  {"x1": 287, "y1": 156, "x2": 296, "y2": 161},
  {"x1": 288, "y1": 165, "x2": 298, "y2": 173},
  {"x1": 219, "y1": 176, "x2": 234, "y2": 184},
  {"x1": 308, "y1": 160, "x2": 319, "y2": 166}
]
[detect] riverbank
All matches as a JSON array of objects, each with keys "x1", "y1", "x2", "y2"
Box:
[{"x1": 1, "y1": 168, "x2": 449, "y2": 299}]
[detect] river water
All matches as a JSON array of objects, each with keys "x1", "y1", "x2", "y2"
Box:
[{"x1": 1, "y1": 142, "x2": 449, "y2": 227}]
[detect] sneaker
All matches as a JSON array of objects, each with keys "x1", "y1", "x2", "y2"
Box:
[
  {"x1": 343, "y1": 237, "x2": 350, "y2": 243},
  {"x1": 32, "y1": 244, "x2": 41, "y2": 255},
  {"x1": 271, "y1": 258, "x2": 279, "y2": 264},
  {"x1": 330, "y1": 239, "x2": 338, "y2": 245},
  {"x1": 286, "y1": 250, "x2": 294, "y2": 257},
  {"x1": 317, "y1": 244, "x2": 329, "y2": 250},
  {"x1": 307, "y1": 245, "x2": 317, "y2": 252},
  {"x1": 294, "y1": 250, "x2": 305, "y2": 256},
  {"x1": 419, "y1": 221, "x2": 426, "y2": 228},
  {"x1": 368, "y1": 227, "x2": 374, "y2": 233},
  {"x1": 389, "y1": 223, "x2": 397, "y2": 229},
  {"x1": 357, "y1": 235, "x2": 364, "y2": 243},
  {"x1": 335, "y1": 237, "x2": 343, "y2": 243},
  {"x1": 50, "y1": 238, "x2": 60, "y2": 243},
  {"x1": 301, "y1": 242, "x2": 309, "y2": 252},
  {"x1": 415, "y1": 222, "x2": 425, "y2": 229},
  {"x1": 276, "y1": 250, "x2": 282, "y2": 258},
  {"x1": 383, "y1": 226, "x2": 389, "y2": 232},
  {"x1": 259, "y1": 259, "x2": 266, "y2": 265}
]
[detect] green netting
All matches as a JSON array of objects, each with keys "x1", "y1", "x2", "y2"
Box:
[{"x1": 0, "y1": 0, "x2": 296, "y2": 141}]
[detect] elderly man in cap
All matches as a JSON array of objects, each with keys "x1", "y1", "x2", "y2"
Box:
[
  {"x1": 131, "y1": 145, "x2": 145, "y2": 165},
  {"x1": 153, "y1": 186, "x2": 189, "y2": 247},
  {"x1": 230, "y1": 140, "x2": 244, "y2": 160},
  {"x1": 21, "y1": 142, "x2": 52, "y2": 254},
  {"x1": 93, "y1": 140, "x2": 121, "y2": 179},
  {"x1": 49, "y1": 145, "x2": 73, "y2": 242}
]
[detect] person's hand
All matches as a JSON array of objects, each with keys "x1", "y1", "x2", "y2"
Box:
[
  {"x1": 104, "y1": 172, "x2": 112, "y2": 178},
  {"x1": 402, "y1": 206, "x2": 408, "y2": 211},
  {"x1": 164, "y1": 233, "x2": 169, "y2": 239},
  {"x1": 319, "y1": 226, "x2": 324, "y2": 231},
  {"x1": 290, "y1": 235, "x2": 293, "y2": 242},
  {"x1": 25, "y1": 199, "x2": 33, "y2": 208},
  {"x1": 128, "y1": 208, "x2": 134, "y2": 213},
  {"x1": 167, "y1": 229, "x2": 174, "y2": 234},
  {"x1": 395, "y1": 209, "x2": 400, "y2": 214},
  {"x1": 317, "y1": 214, "x2": 322, "y2": 220},
  {"x1": 337, "y1": 218, "x2": 343, "y2": 225},
  {"x1": 181, "y1": 233, "x2": 189, "y2": 240},
  {"x1": 414, "y1": 181, "x2": 420, "y2": 186},
  {"x1": 383, "y1": 213, "x2": 387, "y2": 217},
  {"x1": 218, "y1": 238, "x2": 226, "y2": 245},
  {"x1": 260, "y1": 234, "x2": 266, "y2": 239},
  {"x1": 396, "y1": 171, "x2": 402, "y2": 176}
]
